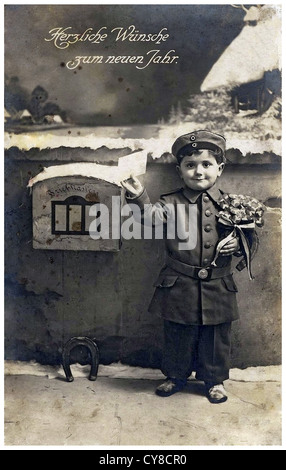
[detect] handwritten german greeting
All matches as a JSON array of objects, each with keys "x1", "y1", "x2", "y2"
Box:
[{"x1": 45, "y1": 26, "x2": 180, "y2": 70}]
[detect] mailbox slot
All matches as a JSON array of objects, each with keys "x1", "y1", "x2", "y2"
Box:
[{"x1": 51, "y1": 196, "x2": 96, "y2": 235}]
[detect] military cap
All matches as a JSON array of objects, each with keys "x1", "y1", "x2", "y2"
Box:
[{"x1": 172, "y1": 130, "x2": 226, "y2": 163}]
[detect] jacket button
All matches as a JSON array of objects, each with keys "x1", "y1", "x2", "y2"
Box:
[
  {"x1": 203, "y1": 195, "x2": 210, "y2": 203},
  {"x1": 204, "y1": 224, "x2": 212, "y2": 232},
  {"x1": 204, "y1": 242, "x2": 212, "y2": 249},
  {"x1": 203, "y1": 258, "x2": 209, "y2": 265},
  {"x1": 205, "y1": 209, "x2": 212, "y2": 217}
]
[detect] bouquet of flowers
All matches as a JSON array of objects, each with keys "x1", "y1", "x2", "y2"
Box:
[
  {"x1": 217, "y1": 194, "x2": 265, "y2": 228},
  {"x1": 211, "y1": 194, "x2": 266, "y2": 279}
]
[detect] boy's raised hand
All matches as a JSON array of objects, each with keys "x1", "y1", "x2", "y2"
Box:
[{"x1": 121, "y1": 175, "x2": 144, "y2": 198}]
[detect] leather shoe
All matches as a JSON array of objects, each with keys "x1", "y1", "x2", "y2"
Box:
[
  {"x1": 156, "y1": 378, "x2": 186, "y2": 397},
  {"x1": 205, "y1": 383, "x2": 228, "y2": 404}
]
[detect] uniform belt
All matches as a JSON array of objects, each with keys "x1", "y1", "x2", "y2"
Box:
[{"x1": 166, "y1": 256, "x2": 232, "y2": 281}]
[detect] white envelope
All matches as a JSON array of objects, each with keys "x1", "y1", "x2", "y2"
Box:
[{"x1": 117, "y1": 151, "x2": 147, "y2": 181}]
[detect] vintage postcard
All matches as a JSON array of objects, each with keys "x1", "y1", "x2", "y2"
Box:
[{"x1": 4, "y1": 2, "x2": 282, "y2": 449}]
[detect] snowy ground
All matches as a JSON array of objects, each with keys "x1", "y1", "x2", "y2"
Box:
[
  {"x1": 4, "y1": 362, "x2": 282, "y2": 447},
  {"x1": 4, "y1": 360, "x2": 282, "y2": 383}
]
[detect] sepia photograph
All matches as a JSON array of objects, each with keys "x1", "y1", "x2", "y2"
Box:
[{"x1": 3, "y1": 2, "x2": 282, "y2": 449}]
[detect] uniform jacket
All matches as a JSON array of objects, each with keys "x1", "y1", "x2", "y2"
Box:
[{"x1": 126, "y1": 183, "x2": 255, "y2": 326}]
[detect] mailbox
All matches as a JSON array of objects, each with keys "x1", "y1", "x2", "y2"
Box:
[{"x1": 31, "y1": 175, "x2": 123, "y2": 251}]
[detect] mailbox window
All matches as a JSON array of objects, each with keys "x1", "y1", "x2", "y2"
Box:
[{"x1": 52, "y1": 196, "x2": 98, "y2": 235}]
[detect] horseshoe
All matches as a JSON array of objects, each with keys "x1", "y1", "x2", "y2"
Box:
[{"x1": 62, "y1": 337, "x2": 100, "y2": 382}]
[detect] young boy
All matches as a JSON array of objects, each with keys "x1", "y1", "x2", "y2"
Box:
[{"x1": 122, "y1": 130, "x2": 253, "y2": 404}]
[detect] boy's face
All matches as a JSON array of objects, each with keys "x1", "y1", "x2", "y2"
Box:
[{"x1": 177, "y1": 150, "x2": 224, "y2": 191}]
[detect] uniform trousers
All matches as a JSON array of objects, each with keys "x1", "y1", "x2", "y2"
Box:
[{"x1": 161, "y1": 320, "x2": 232, "y2": 384}]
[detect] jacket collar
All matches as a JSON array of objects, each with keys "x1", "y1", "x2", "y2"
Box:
[{"x1": 183, "y1": 183, "x2": 223, "y2": 204}]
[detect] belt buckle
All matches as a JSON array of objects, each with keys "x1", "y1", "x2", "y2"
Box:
[{"x1": 197, "y1": 268, "x2": 211, "y2": 280}]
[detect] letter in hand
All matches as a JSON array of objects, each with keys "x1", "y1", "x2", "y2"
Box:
[{"x1": 121, "y1": 175, "x2": 144, "y2": 198}]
